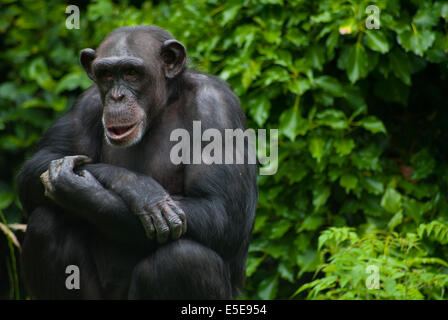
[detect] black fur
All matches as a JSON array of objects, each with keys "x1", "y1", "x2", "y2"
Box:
[{"x1": 17, "y1": 26, "x2": 258, "y2": 299}]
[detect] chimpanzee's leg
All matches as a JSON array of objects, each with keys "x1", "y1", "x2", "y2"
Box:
[
  {"x1": 128, "y1": 239, "x2": 232, "y2": 299},
  {"x1": 22, "y1": 206, "x2": 103, "y2": 299}
]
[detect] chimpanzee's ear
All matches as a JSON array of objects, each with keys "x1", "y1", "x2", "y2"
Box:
[
  {"x1": 161, "y1": 39, "x2": 187, "y2": 79},
  {"x1": 80, "y1": 48, "x2": 97, "y2": 80}
]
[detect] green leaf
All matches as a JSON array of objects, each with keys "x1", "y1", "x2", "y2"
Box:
[
  {"x1": 87, "y1": 0, "x2": 113, "y2": 20},
  {"x1": 0, "y1": 82, "x2": 20, "y2": 101},
  {"x1": 340, "y1": 175, "x2": 358, "y2": 193},
  {"x1": 288, "y1": 78, "x2": 311, "y2": 95},
  {"x1": 0, "y1": 192, "x2": 14, "y2": 210},
  {"x1": 438, "y1": 2, "x2": 448, "y2": 19},
  {"x1": 286, "y1": 28, "x2": 308, "y2": 47},
  {"x1": 388, "y1": 211, "x2": 403, "y2": 230},
  {"x1": 260, "y1": 66, "x2": 289, "y2": 86},
  {"x1": 344, "y1": 86, "x2": 367, "y2": 116},
  {"x1": 300, "y1": 215, "x2": 325, "y2": 231},
  {"x1": 297, "y1": 249, "x2": 319, "y2": 277},
  {"x1": 234, "y1": 25, "x2": 258, "y2": 52},
  {"x1": 397, "y1": 29, "x2": 436, "y2": 56},
  {"x1": 410, "y1": 149, "x2": 435, "y2": 180},
  {"x1": 413, "y1": 8, "x2": 439, "y2": 28},
  {"x1": 23, "y1": 98, "x2": 51, "y2": 109},
  {"x1": 241, "y1": 60, "x2": 261, "y2": 89},
  {"x1": 54, "y1": 72, "x2": 84, "y2": 94},
  {"x1": 403, "y1": 197, "x2": 426, "y2": 224},
  {"x1": 220, "y1": 4, "x2": 242, "y2": 26},
  {"x1": 381, "y1": 188, "x2": 402, "y2": 213},
  {"x1": 333, "y1": 138, "x2": 355, "y2": 156},
  {"x1": 363, "y1": 177, "x2": 384, "y2": 195},
  {"x1": 270, "y1": 220, "x2": 292, "y2": 239},
  {"x1": 315, "y1": 109, "x2": 348, "y2": 130},
  {"x1": 346, "y1": 43, "x2": 369, "y2": 83},
  {"x1": 311, "y1": 11, "x2": 332, "y2": 24},
  {"x1": 314, "y1": 76, "x2": 344, "y2": 97},
  {"x1": 278, "y1": 262, "x2": 294, "y2": 282},
  {"x1": 305, "y1": 45, "x2": 326, "y2": 71},
  {"x1": 248, "y1": 95, "x2": 271, "y2": 126},
  {"x1": 325, "y1": 30, "x2": 339, "y2": 58},
  {"x1": 312, "y1": 185, "x2": 331, "y2": 209},
  {"x1": 28, "y1": 57, "x2": 55, "y2": 90},
  {"x1": 426, "y1": 31, "x2": 448, "y2": 63},
  {"x1": 308, "y1": 137, "x2": 325, "y2": 162},
  {"x1": 364, "y1": 30, "x2": 390, "y2": 54},
  {"x1": 246, "y1": 256, "x2": 264, "y2": 277},
  {"x1": 279, "y1": 106, "x2": 307, "y2": 141},
  {"x1": 275, "y1": 50, "x2": 293, "y2": 68},
  {"x1": 258, "y1": 276, "x2": 278, "y2": 300},
  {"x1": 359, "y1": 116, "x2": 386, "y2": 134}
]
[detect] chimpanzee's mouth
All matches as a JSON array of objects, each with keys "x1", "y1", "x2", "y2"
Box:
[{"x1": 106, "y1": 122, "x2": 140, "y2": 142}]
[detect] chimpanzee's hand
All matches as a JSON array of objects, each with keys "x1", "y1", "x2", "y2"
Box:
[
  {"x1": 78, "y1": 162, "x2": 188, "y2": 244},
  {"x1": 135, "y1": 195, "x2": 187, "y2": 244},
  {"x1": 40, "y1": 155, "x2": 100, "y2": 205}
]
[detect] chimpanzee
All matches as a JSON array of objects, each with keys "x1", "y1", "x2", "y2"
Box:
[{"x1": 17, "y1": 25, "x2": 258, "y2": 299}]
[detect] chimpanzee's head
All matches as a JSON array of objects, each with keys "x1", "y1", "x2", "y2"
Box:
[{"x1": 80, "y1": 26, "x2": 187, "y2": 147}]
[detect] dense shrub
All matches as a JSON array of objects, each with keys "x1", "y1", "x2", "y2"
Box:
[{"x1": 1, "y1": 0, "x2": 448, "y2": 299}]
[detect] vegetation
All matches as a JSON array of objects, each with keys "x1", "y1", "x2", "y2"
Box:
[{"x1": 1, "y1": 0, "x2": 448, "y2": 299}]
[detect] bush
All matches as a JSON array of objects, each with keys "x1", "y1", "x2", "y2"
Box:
[{"x1": 1, "y1": 0, "x2": 448, "y2": 299}]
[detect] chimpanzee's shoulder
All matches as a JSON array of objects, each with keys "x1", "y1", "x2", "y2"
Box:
[
  {"x1": 74, "y1": 85, "x2": 102, "y2": 111},
  {"x1": 185, "y1": 71, "x2": 245, "y2": 129}
]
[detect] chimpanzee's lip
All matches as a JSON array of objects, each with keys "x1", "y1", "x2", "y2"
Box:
[{"x1": 105, "y1": 121, "x2": 140, "y2": 142}]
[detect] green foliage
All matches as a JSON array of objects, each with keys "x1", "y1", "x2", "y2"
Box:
[
  {"x1": 1, "y1": 0, "x2": 448, "y2": 299},
  {"x1": 418, "y1": 221, "x2": 448, "y2": 244},
  {"x1": 296, "y1": 228, "x2": 448, "y2": 299}
]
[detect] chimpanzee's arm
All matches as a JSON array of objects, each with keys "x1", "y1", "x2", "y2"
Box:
[{"x1": 83, "y1": 159, "x2": 257, "y2": 255}]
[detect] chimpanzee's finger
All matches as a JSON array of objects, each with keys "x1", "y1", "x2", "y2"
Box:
[
  {"x1": 78, "y1": 170, "x2": 103, "y2": 188},
  {"x1": 138, "y1": 214, "x2": 155, "y2": 240},
  {"x1": 160, "y1": 202, "x2": 183, "y2": 240},
  {"x1": 151, "y1": 206, "x2": 170, "y2": 244},
  {"x1": 168, "y1": 201, "x2": 187, "y2": 235},
  {"x1": 60, "y1": 155, "x2": 91, "y2": 174},
  {"x1": 40, "y1": 170, "x2": 54, "y2": 196},
  {"x1": 72, "y1": 155, "x2": 93, "y2": 169},
  {"x1": 48, "y1": 158, "x2": 64, "y2": 183}
]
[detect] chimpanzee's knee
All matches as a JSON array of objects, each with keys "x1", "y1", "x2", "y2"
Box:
[{"x1": 128, "y1": 239, "x2": 232, "y2": 299}]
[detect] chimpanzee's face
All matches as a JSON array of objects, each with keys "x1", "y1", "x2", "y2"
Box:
[
  {"x1": 93, "y1": 54, "x2": 150, "y2": 147},
  {"x1": 80, "y1": 30, "x2": 186, "y2": 147}
]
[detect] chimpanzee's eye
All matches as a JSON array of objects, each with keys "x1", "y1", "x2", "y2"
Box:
[
  {"x1": 127, "y1": 69, "x2": 137, "y2": 76},
  {"x1": 102, "y1": 71, "x2": 113, "y2": 81},
  {"x1": 124, "y1": 69, "x2": 138, "y2": 81}
]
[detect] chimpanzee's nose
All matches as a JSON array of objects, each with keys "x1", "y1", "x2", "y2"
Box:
[{"x1": 110, "y1": 90, "x2": 125, "y2": 102}]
